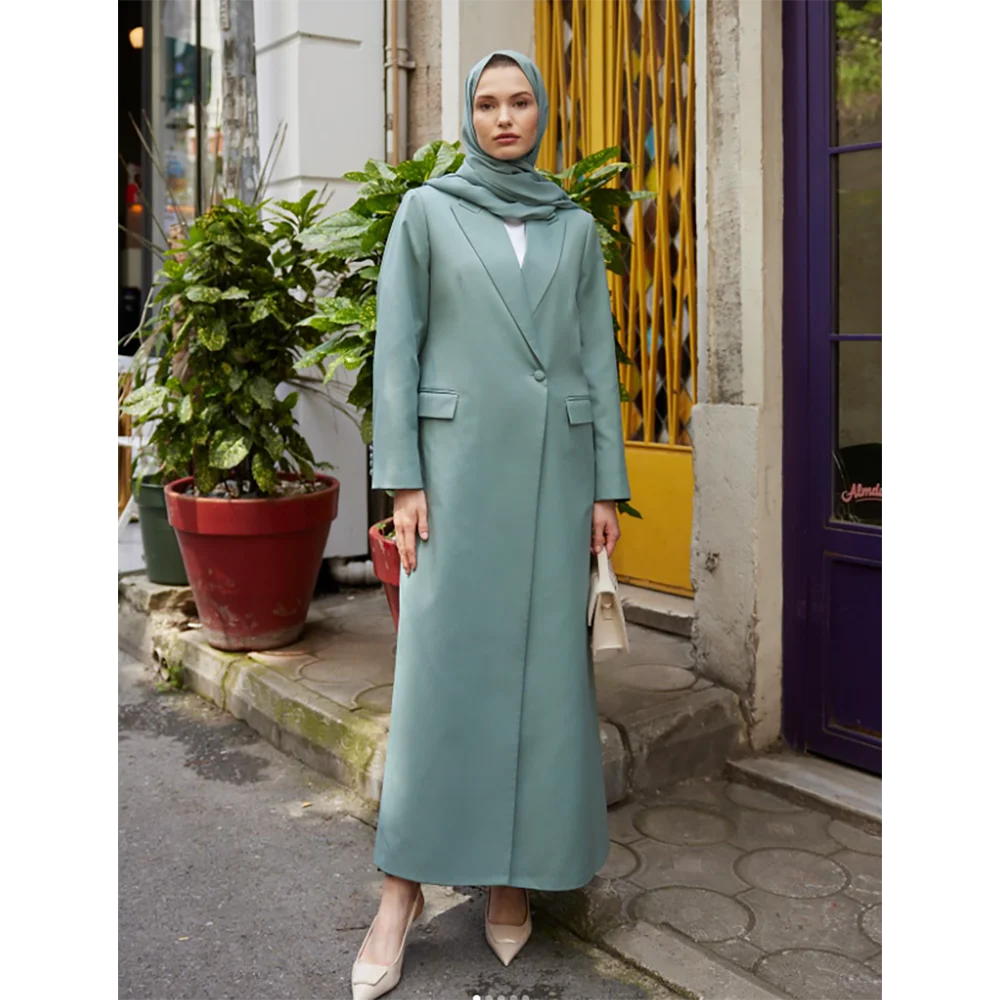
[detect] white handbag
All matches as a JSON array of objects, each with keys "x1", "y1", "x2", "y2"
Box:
[{"x1": 587, "y1": 548, "x2": 629, "y2": 661}]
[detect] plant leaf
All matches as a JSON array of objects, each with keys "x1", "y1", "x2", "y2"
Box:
[
  {"x1": 248, "y1": 376, "x2": 275, "y2": 409},
  {"x1": 208, "y1": 430, "x2": 251, "y2": 469},
  {"x1": 259, "y1": 425, "x2": 285, "y2": 461},
  {"x1": 178, "y1": 395, "x2": 194, "y2": 423},
  {"x1": 185, "y1": 285, "x2": 222, "y2": 303},
  {"x1": 252, "y1": 451, "x2": 279, "y2": 494},
  {"x1": 219, "y1": 287, "x2": 249, "y2": 300},
  {"x1": 122, "y1": 383, "x2": 168, "y2": 418},
  {"x1": 617, "y1": 500, "x2": 643, "y2": 519},
  {"x1": 198, "y1": 318, "x2": 228, "y2": 351}
]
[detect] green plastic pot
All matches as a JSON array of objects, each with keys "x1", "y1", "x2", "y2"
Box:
[{"x1": 134, "y1": 481, "x2": 189, "y2": 586}]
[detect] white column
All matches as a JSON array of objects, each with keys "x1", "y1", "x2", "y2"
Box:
[{"x1": 255, "y1": 0, "x2": 386, "y2": 558}]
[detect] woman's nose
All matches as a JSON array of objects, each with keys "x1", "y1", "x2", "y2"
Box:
[{"x1": 497, "y1": 106, "x2": 513, "y2": 125}]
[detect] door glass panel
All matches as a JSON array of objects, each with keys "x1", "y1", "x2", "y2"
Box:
[
  {"x1": 160, "y1": 0, "x2": 222, "y2": 231},
  {"x1": 833, "y1": 340, "x2": 881, "y2": 526},
  {"x1": 836, "y1": 148, "x2": 881, "y2": 335},
  {"x1": 834, "y1": 0, "x2": 882, "y2": 145}
]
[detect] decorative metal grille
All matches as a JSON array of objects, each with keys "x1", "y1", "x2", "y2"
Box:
[{"x1": 535, "y1": 0, "x2": 697, "y2": 446}]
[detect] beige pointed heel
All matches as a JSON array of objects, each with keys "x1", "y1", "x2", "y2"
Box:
[
  {"x1": 351, "y1": 888, "x2": 424, "y2": 1000},
  {"x1": 484, "y1": 887, "x2": 531, "y2": 966}
]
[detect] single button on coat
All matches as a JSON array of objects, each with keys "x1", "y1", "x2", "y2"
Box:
[{"x1": 370, "y1": 184, "x2": 630, "y2": 890}]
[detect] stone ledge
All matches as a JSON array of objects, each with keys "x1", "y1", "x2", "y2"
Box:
[
  {"x1": 119, "y1": 571, "x2": 196, "y2": 616},
  {"x1": 726, "y1": 751, "x2": 881, "y2": 833},
  {"x1": 620, "y1": 584, "x2": 694, "y2": 638},
  {"x1": 624, "y1": 687, "x2": 747, "y2": 792}
]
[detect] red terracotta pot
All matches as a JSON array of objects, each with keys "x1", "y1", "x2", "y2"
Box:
[
  {"x1": 165, "y1": 474, "x2": 340, "y2": 651},
  {"x1": 368, "y1": 518, "x2": 401, "y2": 632}
]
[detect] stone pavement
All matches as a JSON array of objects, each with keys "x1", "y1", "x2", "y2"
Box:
[
  {"x1": 119, "y1": 574, "x2": 881, "y2": 999},
  {"x1": 599, "y1": 777, "x2": 881, "y2": 999}
]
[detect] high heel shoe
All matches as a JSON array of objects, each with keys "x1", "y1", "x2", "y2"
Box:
[
  {"x1": 484, "y1": 886, "x2": 531, "y2": 966},
  {"x1": 351, "y1": 888, "x2": 424, "y2": 1000}
]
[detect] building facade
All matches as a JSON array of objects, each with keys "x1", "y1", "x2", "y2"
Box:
[{"x1": 119, "y1": 0, "x2": 881, "y2": 775}]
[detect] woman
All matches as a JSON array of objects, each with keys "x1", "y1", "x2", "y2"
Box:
[{"x1": 352, "y1": 49, "x2": 630, "y2": 1000}]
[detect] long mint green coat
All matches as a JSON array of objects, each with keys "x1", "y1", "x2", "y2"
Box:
[{"x1": 370, "y1": 185, "x2": 630, "y2": 890}]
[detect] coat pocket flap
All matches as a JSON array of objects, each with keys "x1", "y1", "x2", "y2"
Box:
[
  {"x1": 417, "y1": 389, "x2": 459, "y2": 419},
  {"x1": 565, "y1": 395, "x2": 594, "y2": 425}
]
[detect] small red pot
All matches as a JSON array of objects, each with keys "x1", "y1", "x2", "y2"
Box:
[
  {"x1": 368, "y1": 518, "x2": 401, "y2": 632},
  {"x1": 165, "y1": 475, "x2": 340, "y2": 651}
]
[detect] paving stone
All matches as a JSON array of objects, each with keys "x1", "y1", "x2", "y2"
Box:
[
  {"x1": 830, "y1": 819, "x2": 882, "y2": 855},
  {"x1": 614, "y1": 662, "x2": 697, "y2": 691},
  {"x1": 635, "y1": 804, "x2": 735, "y2": 846},
  {"x1": 595, "y1": 682, "x2": 676, "y2": 721},
  {"x1": 632, "y1": 886, "x2": 753, "y2": 943},
  {"x1": 355, "y1": 683, "x2": 394, "y2": 714},
  {"x1": 607, "y1": 798, "x2": 647, "y2": 844},
  {"x1": 297, "y1": 643, "x2": 395, "y2": 687},
  {"x1": 836, "y1": 850, "x2": 882, "y2": 905},
  {"x1": 725, "y1": 782, "x2": 805, "y2": 814},
  {"x1": 742, "y1": 888, "x2": 877, "y2": 959},
  {"x1": 646, "y1": 777, "x2": 742, "y2": 815},
  {"x1": 706, "y1": 937, "x2": 765, "y2": 973},
  {"x1": 866, "y1": 952, "x2": 881, "y2": 974},
  {"x1": 755, "y1": 949, "x2": 881, "y2": 999},
  {"x1": 597, "y1": 841, "x2": 640, "y2": 880},
  {"x1": 728, "y1": 807, "x2": 842, "y2": 854},
  {"x1": 629, "y1": 838, "x2": 749, "y2": 895},
  {"x1": 860, "y1": 903, "x2": 881, "y2": 946},
  {"x1": 735, "y1": 848, "x2": 849, "y2": 898},
  {"x1": 246, "y1": 650, "x2": 318, "y2": 674},
  {"x1": 298, "y1": 678, "x2": 380, "y2": 712}
]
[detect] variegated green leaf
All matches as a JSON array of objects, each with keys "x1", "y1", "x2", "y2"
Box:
[
  {"x1": 122, "y1": 383, "x2": 168, "y2": 418},
  {"x1": 208, "y1": 430, "x2": 250, "y2": 469},
  {"x1": 219, "y1": 287, "x2": 249, "y2": 300},
  {"x1": 198, "y1": 318, "x2": 227, "y2": 351},
  {"x1": 248, "y1": 376, "x2": 275, "y2": 409},
  {"x1": 178, "y1": 395, "x2": 193, "y2": 423},
  {"x1": 259, "y1": 425, "x2": 285, "y2": 461},
  {"x1": 185, "y1": 285, "x2": 222, "y2": 303},
  {"x1": 252, "y1": 451, "x2": 279, "y2": 493}
]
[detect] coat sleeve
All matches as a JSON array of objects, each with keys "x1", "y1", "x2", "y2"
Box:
[
  {"x1": 371, "y1": 189, "x2": 431, "y2": 491},
  {"x1": 578, "y1": 216, "x2": 631, "y2": 502}
]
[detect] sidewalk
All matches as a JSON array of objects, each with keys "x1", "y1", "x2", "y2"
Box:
[{"x1": 119, "y1": 570, "x2": 881, "y2": 1000}]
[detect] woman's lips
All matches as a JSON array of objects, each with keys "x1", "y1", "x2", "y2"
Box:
[{"x1": 495, "y1": 135, "x2": 519, "y2": 143}]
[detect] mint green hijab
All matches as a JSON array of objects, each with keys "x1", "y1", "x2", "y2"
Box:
[{"x1": 426, "y1": 49, "x2": 577, "y2": 221}]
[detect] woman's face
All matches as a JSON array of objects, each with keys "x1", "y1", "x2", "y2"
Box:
[{"x1": 472, "y1": 64, "x2": 539, "y2": 161}]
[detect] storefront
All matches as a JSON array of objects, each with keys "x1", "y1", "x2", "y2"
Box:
[{"x1": 783, "y1": 0, "x2": 882, "y2": 774}]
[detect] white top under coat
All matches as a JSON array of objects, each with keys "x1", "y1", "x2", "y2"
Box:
[{"x1": 503, "y1": 218, "x2": 527, "y2": 268}]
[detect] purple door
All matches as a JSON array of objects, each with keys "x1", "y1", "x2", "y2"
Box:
[{"x1": 783, "y1": 0, "x2": 882, "y2": 775}]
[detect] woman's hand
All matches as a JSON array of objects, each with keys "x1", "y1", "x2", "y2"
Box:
[
  {"x1": 393, "y1": 489, "x2": 429, "y2": 575},
  {"x1": 592, "y1": 500, "x2": 621, "y2": 557}
]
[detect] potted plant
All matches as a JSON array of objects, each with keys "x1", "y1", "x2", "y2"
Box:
[
  {"x1": 294, "y1": 143, "x2": 647, "y2": 627},
  {"x1": 122, "y1": 191, "x2": 344, "y2": 651}
]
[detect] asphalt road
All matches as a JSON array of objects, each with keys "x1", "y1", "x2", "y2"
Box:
[{"x1": 119, "y1": 653, "x2": 675, "y2": 1000}]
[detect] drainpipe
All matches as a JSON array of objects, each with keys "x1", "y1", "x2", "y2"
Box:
[{"x1": 385, "y1": 0, "x2": 415, "y2": 163}]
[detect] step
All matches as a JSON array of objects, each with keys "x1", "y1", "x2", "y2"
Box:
[
  {"x1": 619, "y1": 584, "x2": 694, "y2": 638},
  {"x1": 119, "y1": 574, "x2": 745, "y2": 810},
  {"x1": 726, "y1": 751, "x2": 881, "y2": 833}
]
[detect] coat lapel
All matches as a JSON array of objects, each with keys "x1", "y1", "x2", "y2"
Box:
[
  {"x1": 522, "y1": 214, "x2": 566, "y2": 316},
  {"x1": 451, "y1": 203, "x2": 541, "y2": 364}
]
